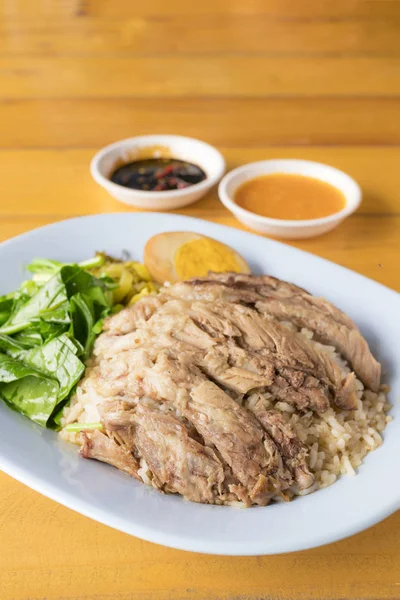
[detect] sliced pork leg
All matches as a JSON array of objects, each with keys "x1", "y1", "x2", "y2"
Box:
[
  {"x1": 167, "y1": 276, "x2": 380, "y2": 392},
  {"x1": 188, "y1": 300, "x2": 353, "y2": 411},
  {"x1": 177, "y1": 273, "x2": 381, "y2": 392},
  {"x1": 80, "y1": 430, "x2": 140, "y2": 479},
  {"x1": 187, "y1": 380, "x2": 292, "y2": 504},
  {"x1": 132, "y1": 404, "x2": 225, "y2": 504},
  {"x1": 255, "y1": 298, "x2": 380, "y2": 392},
  {"x1": 248, "y1": 403, "x2": 314, "y2": 490}
]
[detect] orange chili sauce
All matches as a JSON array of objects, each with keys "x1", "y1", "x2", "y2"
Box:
[{"x1": 234, "y1": 173, "x2": 346, "y2": 220}]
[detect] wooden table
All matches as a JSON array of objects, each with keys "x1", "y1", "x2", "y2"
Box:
[{"x1": 1, "y1": 1, "x2": 399, "y2": 598}]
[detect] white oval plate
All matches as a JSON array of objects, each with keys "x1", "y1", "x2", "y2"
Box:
[{"x1": 0, "y1": 213, "x2": 399, "y2": 556}]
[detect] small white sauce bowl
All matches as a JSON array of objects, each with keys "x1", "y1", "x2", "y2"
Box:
[
  {"x1": 218, "y1": 159, "x2": 362, "y2": 239},
  {"x1": 90, "y1": 134, "x2": 225, "y2": 211}
]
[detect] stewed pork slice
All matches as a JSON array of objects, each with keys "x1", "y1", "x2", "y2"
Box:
[
  {"x1": 187, "y1": 272, "x2": 353, "y2": 330},
  {"x1": 255, "y1": 297, "x2": 380, "y2": 394},
  {"x1": 106, "y1": 348, "x2": 294, "y2": 504},
  {"x1": 80, "y1": 429, "x2": 140, "y2": 479},
  {"x1": 102, "y1": 294, "x2": 165, "y2": 335},
  {"x1": 187, "y1": 379, "x2": 292, "y2": 504},
  {"x1": 93, "y1": 375, "x2": 297, "y2": 505},
  {"x1": 98, "y1": 399, "x2": 229, "y2": 505},
  {"x1": 161, "y1": 355, "x2": 294, "y2": 503},
  {"x1": 94, "y1": 293, "x2": 357, "y2": 412},
  {"x1": 266, "y1": 414, "x2": 314, "y2": 490},
  {"x1": 151, "y1": 298, "x2": 356, "y2": 411},
  {"x1": 130, "y1": 404, "x2": 225, "y2": 503},
  {"x1": 95, "y1": 299, "x2": 211, "y2": 360},
  {"x1": 165, "y1": 275, "x2": 380, "y2": 392},
  {"x1": 102, "y1": 400, "x2": 228, "y2": 504},
  {"x1": 246, "y1": 397, "x2": 314, "y2": 490}
]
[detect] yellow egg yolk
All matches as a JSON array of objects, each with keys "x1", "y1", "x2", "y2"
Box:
[{"x1": 174, "y1": 238, "x2": 241, "y2": 280}]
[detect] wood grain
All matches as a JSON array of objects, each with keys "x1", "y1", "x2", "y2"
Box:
[
  {"x1": 4, "y1": 0, "x2": 400, "y2": 19},
  {"x1": 1, "y1": 0, "x2": 400, "y2": 599},
  {"x1": 1, "y1": 97, "x2": 400, "y2": 148},
  {"x1": 1, "y1": 56, "x2": 400, "y2": 99},
  {"x1": 1, "y1": 17, "x2": 399, "y2": 57},
  {"x1": 88, "y1": 0, "x2": 400, "y2": 19}
]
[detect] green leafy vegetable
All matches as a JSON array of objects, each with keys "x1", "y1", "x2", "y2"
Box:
[
  {"x1": 0, "y1": 271, "x2": 68, "y2": 335},
  {"x1": 0, "y1": 332, "x2": 86, "y2": 426},
  {"x1": 14, "y1": 326, "x2": 54, "y2": 348},
  {"x1": 0, "y1": 353, "x2": 60, "y2": 426},
  {"x1": 27, "y1": 258, "x2": 63, "y2": 275},
  {"x1": 0, "y1": 257, "x2": 115, "y2": 428},
  {"x1": 1, "y1": 376, "x2": 60, "y2": 426},
  {"x1": 0, "y1": 296, "x2": 13, "y2": 326},
  {"x1": 25, "y1": 333, "x2": 85, "y2": 401},
  {"x1": 70, "y1": 293, "x2": 95, "y2": 359},
  {"x1": 39, "y1": 301, "x2": 71, "y2": 324},
  {"x1": 0, "y1": 333, "x2": 26, "y2": 359}
]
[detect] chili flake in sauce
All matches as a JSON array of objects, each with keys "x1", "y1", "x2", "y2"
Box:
[{"x1": 110, "y1": 158, "x2": 207, "y2": 192}]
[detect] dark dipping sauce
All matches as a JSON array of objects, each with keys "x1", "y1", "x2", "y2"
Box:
[{"x1": 110, "y1": 158, "x2": 207, "y2": 192}]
